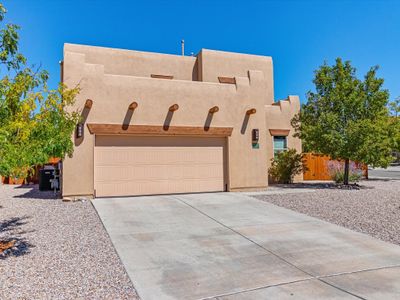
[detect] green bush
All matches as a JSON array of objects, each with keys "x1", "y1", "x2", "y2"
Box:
[{"x1": 268, "y1": 149, "x2": 306, "y2": 184}]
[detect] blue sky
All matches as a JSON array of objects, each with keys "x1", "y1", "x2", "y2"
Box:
[{"x1": 3, "y1": 0, "x2": 400, "y2": 102}]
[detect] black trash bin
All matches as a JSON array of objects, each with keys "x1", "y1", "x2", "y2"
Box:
[{"x1": 39, "y1": 168, "x2": 55, "y2": 191}]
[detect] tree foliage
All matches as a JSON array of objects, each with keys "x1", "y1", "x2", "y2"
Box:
[
  {"x1": 0, "y1": 4, "x2": 80, "y2": 179},
  {"x1": 291, "y1": 58, "x2": 394, "y2": 184},
  {"x1": 389, "y1": 97, "x2": 400, "y2": 118},
  {"x1": 389, "y1": 98, "x2": 400, "y2": 155}
]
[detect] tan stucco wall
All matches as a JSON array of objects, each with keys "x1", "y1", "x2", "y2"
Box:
[
  {"x1": 64, "y1": 43, "x2": 198, "y2": 81},
  {"x1": 197, "y1": 49, "x2": 274, "y2": 105},
  {"x1": 265, "y1": 95, "x2": 303, "y2": 182},
  {"x1": 62, "y1": 44, "x2": 301, "y2": 197}
]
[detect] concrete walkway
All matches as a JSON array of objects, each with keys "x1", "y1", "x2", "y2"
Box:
[{"x1": 93, "y1": 193, "x2": 400, "y2": 300}]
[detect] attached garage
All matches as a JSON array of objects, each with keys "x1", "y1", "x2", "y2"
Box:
[{"x1": 94, "y1": 135, "x2": 227, "y2": 197}]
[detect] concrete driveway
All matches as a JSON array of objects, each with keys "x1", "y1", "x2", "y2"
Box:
[{"x1": 93, "y1": 193, "x2": 400, "y2": 300}]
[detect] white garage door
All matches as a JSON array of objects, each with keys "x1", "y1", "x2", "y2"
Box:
[{"x1": 94, "y1": 135, "x2": 226, "y2": 197}]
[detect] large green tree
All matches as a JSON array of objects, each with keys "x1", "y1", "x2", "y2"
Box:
[
  {"x1": 389, "y1": 98, "x2": 400, "y2": 159},
  {"x1": 0, "y1": 4, "x2": 80, "y2": 179},
  {"x1": 292, "y1": 58, "x2": 393, "y2": 184}
]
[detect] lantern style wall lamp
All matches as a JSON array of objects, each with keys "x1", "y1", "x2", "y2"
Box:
[
  {"x1": 76, "y1": 123, "x2": 84, "y2": 138},
  {"x1": 77, "y1": 99, "x2": 94, "y2": 138},
  {"x1": 252, "y1": 129, "x2": 259, "y2": 142}
]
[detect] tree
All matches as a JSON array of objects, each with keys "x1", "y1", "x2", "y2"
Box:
[
  {"x1": 389, "y1": 97, "x2": 400, "y2": 118},
  {"x1": 0, "y1": 4, "x2": 80, "y2": 179},
  {"x1": 389, "y1": 98, "x2": 400, "y2": 160},
  {"x1": 291, "y1": 58, "x2": 393, "y2": 185}
]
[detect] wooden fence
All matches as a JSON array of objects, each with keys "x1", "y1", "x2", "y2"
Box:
[
  {"x1": 303, "y1": 153, "x2": 368, "y2": 181},
  {"x1": 1, "y1": 157, "x2": 60, "y2": 185}
]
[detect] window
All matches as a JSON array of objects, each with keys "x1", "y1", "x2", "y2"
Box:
[{"x1": 273, "y1": 136, "x2": 287, "y2": 156}]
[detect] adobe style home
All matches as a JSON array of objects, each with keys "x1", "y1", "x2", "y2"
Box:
[{"x1": 61, "y1": 43, "x2": 301, "y2": 198}]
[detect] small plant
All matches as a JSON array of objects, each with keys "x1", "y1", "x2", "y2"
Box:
[
  {"x1": 327, "y1": 160, "x2": 362, "y2": 183},
  {"x1": 268, "y1": 149, "x2": 306, "y2": 184}
]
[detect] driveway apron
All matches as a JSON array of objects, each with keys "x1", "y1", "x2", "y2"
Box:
[{"x1": 93, "y1": 192, "x2": 400, "y2": 300}]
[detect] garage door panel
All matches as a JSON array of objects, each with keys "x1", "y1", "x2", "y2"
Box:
[
  {"x1": 95, "y1": 164, "x2": 223, "y2": 182},
  {"x1": 94, "y1": 136, "x2": 226, "y2": 197},
  {"x1": 95, "y1": 147, "x2": 223, "y2": 166}
]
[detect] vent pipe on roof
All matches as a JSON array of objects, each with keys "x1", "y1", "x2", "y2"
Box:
[{"x1": 181, "y1": 39, "x2": 184, "y2": 56}]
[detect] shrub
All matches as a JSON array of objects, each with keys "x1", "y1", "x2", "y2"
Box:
[
  {"x1": 268, "y1": 149, "x2": 306, "y2": 184},
  {"x1": 327, "y1": 160, "x2": 363, "y2": 183}
]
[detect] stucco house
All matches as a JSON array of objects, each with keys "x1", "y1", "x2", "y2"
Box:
[{"x1": 61, "y1": 44, "x2": 301, "y2": 198}]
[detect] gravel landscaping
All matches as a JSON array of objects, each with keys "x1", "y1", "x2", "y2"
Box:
[
  {"x1": 253, "y1": 179, "x2": 400, "y2": 246},
  {"x1": 0, "y1": 184, "x2": 139, "y2": 300}
]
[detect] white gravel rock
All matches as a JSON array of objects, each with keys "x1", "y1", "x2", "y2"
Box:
[
  {"x1": 253, "y1": 179, "x2": 400, "y2": 246},
  {"x1": 0, "y1": 184, "x2": 139, "y2": 299}
]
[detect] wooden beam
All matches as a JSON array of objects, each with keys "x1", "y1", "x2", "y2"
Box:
[
  {"x1": 84, "y1": 99, "x2": 93, "y2": 109},
  {"x1": 87, "y1": 124, "x2": 233, "y2": 137},
  {"x1": 209, "y1": 106, "x2": 219, "y2": 114},
  {"x1": 151, "y1": 74, "x2": 173, "y2": 79},
  {"x1": 169, "y1": 104, "x2": 179, "y2": 112},
  {"x1": 128, "y1": 101, "x2": 138, "y2": 110},
  {"x1": 218, "y1": 76, "x2": 236, "y2": 84},
  {"x1": 246, "y1": 108, "x2": 256, "y2": 115},
  {"x1": 269, "y1": 129, "x2": 290, "y2": 136}
]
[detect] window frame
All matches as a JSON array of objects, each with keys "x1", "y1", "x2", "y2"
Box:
[{"x1": 273, "y1": 136, "x2": 288, "y2": 157}]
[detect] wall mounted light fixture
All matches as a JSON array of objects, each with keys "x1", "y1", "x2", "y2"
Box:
[
  {"x1": 76, "y1": 123, "x2": 84, "y2": 138},
  {"x1": 252, "y1": 129, "x2": 259, "y2": 142}
]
